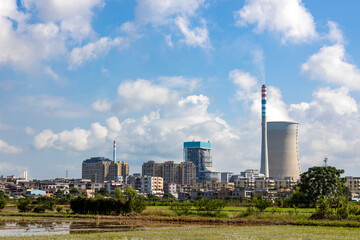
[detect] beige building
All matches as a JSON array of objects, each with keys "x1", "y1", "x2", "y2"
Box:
[
  {"x1": 82, "y1": 157, "x2": 129, "y2": 183},
  {"x1": 193, "y1": 180, "x2": 234, "y2": 191},
  {"x1": 345, "y1": 177, "x2": 360, "y2": 193},
  {"x1": 235, "y1": 178, "x2": 275, "y2": 190},
  {"x1": 274, "y1": 177, "x2": 298, "y2": 189},
  {"x1": 142, "y1": 160, "x2": 196, "y2": 185},
  {"x1": 141, "y1": 176, "x2": 163, "y2": 194}
]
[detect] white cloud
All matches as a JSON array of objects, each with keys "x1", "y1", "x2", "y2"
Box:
[
  {"x1": 302, "y1": 44, "x2": 360, "y2": 90},
  {"x1": 23, "y1": 0, "x2": 104, "y2": 41},
  {"x1": 115, "y1": 79, "x2": 174, "y2": 113},
  {"x1": 134, "y1": 0, "x2": 205, "y2": 26},
  {"x1": 165, "y1": 35, "x2": 173, "y2": 48},
  {"x1": 91, "y1": 122, "x2": 108, "y2": 139},
  {"x1": 326, "y1": 21, "x2": 344, "y2": 44},
  {"x1": 288, "y1": 87, "x2": 360, "y2": 171},
  {"x1": 175, "y1": 16, "x2": 210, "y2": 48},
  {"x1": 34, "y1": 128, "x2": 93, "y2": 151},
  {"x1": 0, "y1": 0, "x2": 121, "y2": 71},
  {"x1": 92, "y1": 98, "x2": 111, "y2": 112},
  {"x1": 106, "y1": 116, "x2": 122, "y2": 132},
  {"x1": 69, "y1": 37, "x2": 126, "y2": 69},
  {"x1": 235, "y1": 0, "x2": 317, "y2": 43},
  {"x1": 158, "y1": 76, "x2": 200, "y2": 92},
  {"x1": 25, "y1": 126, "x2": 36, "y2": 135},
  {"x1": 230, "y1": 69, "x2": 257, "y2": 91},
  {"x1": 0, "y1": 139, "x2": 21, "y2": 154},
  {"x1": 125, "y1": 0, "x2": 209, "y2": 48}
]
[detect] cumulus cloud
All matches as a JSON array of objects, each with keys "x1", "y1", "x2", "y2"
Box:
[
  {"x1": 0, "y1": 139, "x2": 21, "y2": 154},
  {"x1": 288, "y1": 87, "x2": 360, "y2": 170},
  {"x1": 32, "y1": 75, "x2": 245, "y2": 172},
  {"x1": 114, "y1": 79, "x2": 175, "y2": 113},
  {"x1": 92, "y1": 98, "x2": 111, "y2": 112},
  {"x1": 33, "y1": 126, "x2": 103, "y2": 151},
  {"x1": 235, "y1": 0, "x2": 317, "y2": 43},
  {"x1": 106, "y1": 116, "x2": 122, "y2": 132},
  {"x1": 302, "y1": 44, "x2": 360, "y2": 90},
  {"x1": 23, "y1": 0, "x2": 104, "y2": 41},
  {"x1": 0, "y1": 0, "x2": 123, "y2": 70}
]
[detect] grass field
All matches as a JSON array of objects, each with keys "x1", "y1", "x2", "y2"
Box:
[{"x1": 2, "y1": 225, "x2": 360, "y2": 240}]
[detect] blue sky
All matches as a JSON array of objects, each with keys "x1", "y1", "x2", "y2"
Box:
[{"x1": 1, "y1": 0, "x2": 360, "y2": 179}]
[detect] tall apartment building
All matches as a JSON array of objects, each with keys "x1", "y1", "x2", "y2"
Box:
[
  {"x1": 82, "y1": 157, "x2": 129, "y2": 183},
  {"x1": 142, "y1": 160, "x2": 196, "y2": 185},
  {"x1": 184, "y1": 141, "x2": 219, "y2": 182}
]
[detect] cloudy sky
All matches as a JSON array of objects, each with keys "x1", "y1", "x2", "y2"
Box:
[{"x1": 1, "y1": 0, "x2": 360, "y2": 179}]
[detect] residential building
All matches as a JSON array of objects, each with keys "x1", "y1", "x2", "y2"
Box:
[
  {"x1": 142, "y1": 160, "x2": 196, "y2": 185},
  {"x1": 141, "y1": 176, "x2": 163, "y2": 194}
]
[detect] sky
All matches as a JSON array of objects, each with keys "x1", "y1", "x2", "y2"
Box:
[{"x1": 1, "y1": 0, "x2": 360, "y2": 179}]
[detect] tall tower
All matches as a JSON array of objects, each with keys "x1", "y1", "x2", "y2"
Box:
[
  {"x1": 113, "y1": 140, "x2": 116, "y2": 162},
  {"x1": 260, "y1": 85, "x2": 269, "y2": 177}
]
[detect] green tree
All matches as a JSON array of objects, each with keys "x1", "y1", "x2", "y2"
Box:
[
  {"x1": 123, "y1": 186, "x2": 137, "y2": 201},
  {"x1": 69, "y1": 187, "x2": 79, "y2": 195},
  {"x1": 297, "y1": 166, "x2": 348, "y2": 207},
  {"x1": 253, "y1": 195, "x2": 273, "y2": 212},
  {"x1": 114, "y1": 187, "x2": 124, "y2": 200},
  {"x1": 163, "y1": 193, "x2": 176, "y2": 200},
  {"x1": 96, "y1": 187, "x2": 110, "y2": 197}
]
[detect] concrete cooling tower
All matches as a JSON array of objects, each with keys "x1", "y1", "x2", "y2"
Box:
[{"x1": 267, "y1": 121, "x2": 300, "y2": 179}]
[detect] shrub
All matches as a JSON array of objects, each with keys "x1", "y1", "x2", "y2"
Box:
[
  {"x1": 56, "y1": 206, "x2": 63, "y2": 213},
  {"x1": 70, "y1": 195, "x2": 146, "y2": 215},
  {"x1": 0, "y1": 197, "x2": 6, "y2": 211},
  {"x1": 170, "y1": 201, "x2": 192, "y2": 215}
]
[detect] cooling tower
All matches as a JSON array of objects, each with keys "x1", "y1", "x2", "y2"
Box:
[{"x1": 267, "y1": 121, "x2": 300, "y2": 179}]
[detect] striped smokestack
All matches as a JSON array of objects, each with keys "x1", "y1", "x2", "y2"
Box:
[
  {"x1": 260, "y1": 85, "x2": 269, "y2": 177},
  {"x1": 113, "y1": 140, "x2": 116, "y2": 162}
]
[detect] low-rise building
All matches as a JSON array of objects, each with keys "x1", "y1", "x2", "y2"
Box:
[{"x1": 141, "y1": 176, "x2": 163, "y2": 194}]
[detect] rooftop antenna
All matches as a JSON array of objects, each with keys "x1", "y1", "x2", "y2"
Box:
[
  {"x1": 66, "y1": 170, "x2": 68, "y2": 179},
  {"x1": 324, "y1": 157, "x2": 328, "y2": 167}
]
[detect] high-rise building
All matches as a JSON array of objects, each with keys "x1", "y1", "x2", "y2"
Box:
[
  {"x1": 141, "y1": 160, "x2": 196, "y2": 185},
  {"x1": 82, "y1": 142, "x2": 129, "y2": 182},
  {"x1": 184, "y1": 141, "x2": 219, "y2": 182},
  {"x1": 260, "y1": 84, "x2": 269, "y2": 177},
  {"x1": 267, "y1": 121, "x2": 300, "y2": 179}
]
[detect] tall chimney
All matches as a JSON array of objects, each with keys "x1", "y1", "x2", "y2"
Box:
[
  {"x1": 113, "y1": 140, "x2": 116, "y2": 162},
  {"x1": 260, "y1": 85, "x2": 269, "y2": 177}
]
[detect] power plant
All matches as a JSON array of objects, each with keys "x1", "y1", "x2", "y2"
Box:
[
  {"x1": 267, "y1": 121, "x2": 301, "y2": 179},
  {"x1": 260, "y1": 85, "x2": 301, "y2": 180}
]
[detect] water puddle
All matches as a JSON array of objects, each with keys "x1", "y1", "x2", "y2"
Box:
[{"x1": 0, "y1": 221, "x2": 186, "y2": 237}]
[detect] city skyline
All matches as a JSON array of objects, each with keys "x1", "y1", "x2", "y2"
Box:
[{"x1": 1, "y1": 0, "x2": 360, "y2": 179}]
